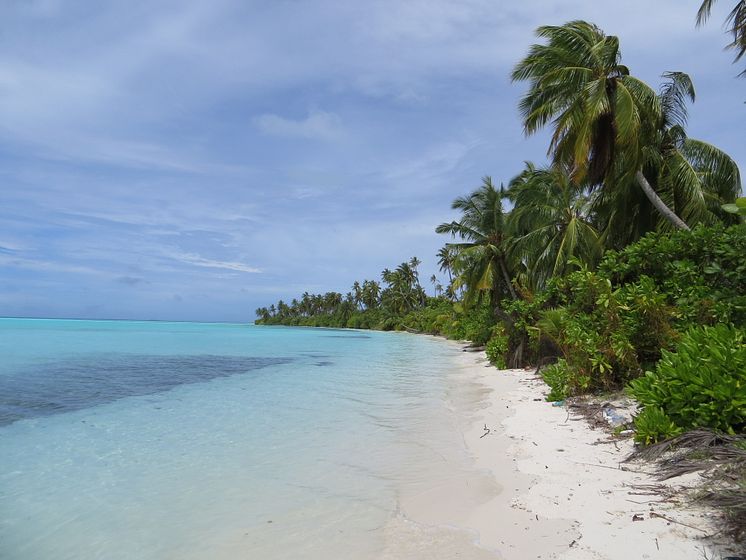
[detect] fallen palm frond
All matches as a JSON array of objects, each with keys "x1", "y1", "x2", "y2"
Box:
[
  {"x1": 626, "y1": 429, "x2": 746, "y2": 545},
  {"x1": 628, "y1": 429, "x2": 743, "y2": 463}
]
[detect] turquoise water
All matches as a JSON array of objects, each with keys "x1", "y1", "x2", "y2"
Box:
[{"x1": 0, "y1": 319, "x2": 483, "y2": 559}]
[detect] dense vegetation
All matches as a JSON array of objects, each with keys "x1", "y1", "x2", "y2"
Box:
[{"x1": 257, "y1": 17, "x2": 745, "y2": 447}]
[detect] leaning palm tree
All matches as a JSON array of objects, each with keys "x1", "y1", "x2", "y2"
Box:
[
  {"x1": 436, "y1": 177, "x2": 517, "y2": 306},
  {"x1": 507, "y1": 162, "x2": 601, "y2": 291},
  {"x1": 511, "y1": 21, "x2": 690, "y2": 230},
  {"x1": 593, "y1": 72, "x2": 741, "y2": 245},
  {"x1": 697, "y1": 0, "x2": 746, "y2": 74}
]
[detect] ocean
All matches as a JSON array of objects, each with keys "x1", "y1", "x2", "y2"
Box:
[{"x1": 0, "y1": 318, "x2": 491, "y2": 559}]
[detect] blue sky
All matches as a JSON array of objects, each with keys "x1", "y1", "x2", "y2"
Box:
[{"x1": 0, "y1": 0, "x2": 743, "y2": 322}]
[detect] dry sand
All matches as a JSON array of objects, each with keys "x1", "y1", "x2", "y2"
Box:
[{"x1": 383, "y1": 348, "x2": 729, "y2": 560}]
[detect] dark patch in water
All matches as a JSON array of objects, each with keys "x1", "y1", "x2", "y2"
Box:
[
  {"x1": 0, "y1": 354, "x2": 292, "y2": 426},
  {"x1": 313, "y1": 361, "x2": 334, "y2": 367}
]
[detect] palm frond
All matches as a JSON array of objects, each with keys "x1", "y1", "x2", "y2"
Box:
[
  {"x1": 696, "y1": 0, "x2": 718, "y2": 25},
  {"x1": 659, "y1": 71, "x2": 695, "y2": 129}
]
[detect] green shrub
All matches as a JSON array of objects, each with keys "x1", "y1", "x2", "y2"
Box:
[
  {"x1": 629, "y1": 325, "x2": 746, "y2": 441},
  {"x1": 501, "y1": 226, "x2": 745, "y2": 397},
  {"x1": 485, "y1": 325, "x2": 509, "y2": 368},
  {"x1": 460, "y1": 304, "x2": 496, "y2": 345},
  {"x1": 616, "y1": 276, "x2": 677, "y2": 365},
  {"x1": 540, "y1": 358, "x2": 572, "y2": 402},
  {"x1": 632, "y1": 406, "x2": 682, "y2": 445},
  {"x1": 600, "y1": 224, "x2": 746, "y2": 327},
  {"x1": 536, "y1": 304, "x2": 625, "y2": 392}
]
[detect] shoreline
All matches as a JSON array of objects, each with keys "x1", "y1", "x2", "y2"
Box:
[{"x1": 389, "y1": 345, "x2": 730, "y2": 559}]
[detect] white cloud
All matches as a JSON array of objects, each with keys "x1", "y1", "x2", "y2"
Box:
[
  {"x1": 254, "y1": 110, "x2": 343, "y2": 141},
  {"x1": 171, "y1": 252, "x2": 262, "y2": 274},
  {"x1": 0, "y1": 254, "x2": 106, "y2": 276},
  {"x1": 0, "y1": 239, "x2": 29, "y2": 252}
]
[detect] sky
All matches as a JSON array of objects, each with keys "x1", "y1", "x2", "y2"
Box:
[{"x1": 0, "y1": 0, "x2": 743, "y2": 322}]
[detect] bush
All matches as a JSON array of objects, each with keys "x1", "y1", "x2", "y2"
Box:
[
  {"x1": 460, "y1": 304, "x2": 496, "y2": 345},
  {"x1": 540, "y1": 358, "x2": 572, "y2": 402},
  {"x1": 439, "y1": 303, "x2": 496, "y2": 343},
  {"x1": 535, "y1": 299, "x2": 637, "y2": 392},
  {"x1": 600, "y1": 224, "x2": 746, "y2": 327},
  {"x1": 628, "y1": 325, "x2": 746, "y2": 442},
  {"x1": 485, "y1": 325, "x2": 509, "y2": 368},
  {"x1": 501, "y1": 226, "x2": 746, "y2": 391},
  {"x1": 632, "y1": 406, "x2": 682, "y2": 445}
]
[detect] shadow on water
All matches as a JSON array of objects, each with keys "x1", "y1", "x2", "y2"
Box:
[{"x1": 0, "y1": 354, "x2": 293, "y2": 426}]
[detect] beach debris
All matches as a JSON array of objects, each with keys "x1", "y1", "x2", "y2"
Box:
[
  {"x1": 601, "y1": 405, "x2": 628, "y2": 427},
  {"x1": 480, "y1": 424, "x2": 491, "y2": 438},
  {"x1": 632, "y1": 514, "x2": 645, "y2": 521},
  {"x1": 627, "y1": 429, "x2": 746, "y2": 541},
  {"x1": 649, "y1": 511, "x2": 708, "y2": 533},
  {"x1": 566, "y1": 396, "x2": 639, "y2": 433},
  {"x1": 551, "y1": 400, "x2": 565, "y2": 407}
]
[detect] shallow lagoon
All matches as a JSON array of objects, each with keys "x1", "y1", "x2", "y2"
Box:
[{"x1": 0, "y1": 319, "x2": 489, "y2": 559}]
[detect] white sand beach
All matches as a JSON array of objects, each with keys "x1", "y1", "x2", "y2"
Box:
[{"x1": 383, "y1": 348, "x2": 728, "y2": 560}]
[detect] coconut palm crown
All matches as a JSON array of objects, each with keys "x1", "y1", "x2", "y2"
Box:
[
  {"x1": 512, "y1": 20, "x2": 740, "y2": 233},
  {"x1": 436, "y1": 177, "x2": 516, "y2": 306},
  {"x1": 507, "y1": 162, "x2": 601, "y2": 291}
]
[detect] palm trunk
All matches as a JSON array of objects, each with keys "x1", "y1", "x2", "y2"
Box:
[
  {"x1": 498, "y1": 256, "x2": 518, "y2": 301},
  {"x1": 635, "y1": 170, "x2": 691, "y2": 231}
]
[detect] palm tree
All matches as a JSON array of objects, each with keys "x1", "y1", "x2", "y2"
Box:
[
  {"x1": 351, "y1": 281, "x2": 363, "y2": 310},
  {"x1": 255, "y1": 307, "x2": 271, "y2": 322},
  {"x1": 697, "y1": 0, "x2": 746, "y2": 73},
  {"x1": 436, "y1": 247, "x2": 454, "y2": 283},
  {"x1": 650, "y1": 72, "x2": 740, "y2": 224},
  {"x1": 507, "y1": 162, "x2": 601, "y2": 291},
  {"x1": 511, "y1": 21, "x2": 691, "y2": 230},
  {"x1": 436, "y1": 246, "x2": 457, "y2": 300},
  {"x1": 436, "y1": 177, "x2": 517, "y2": 306},
  {"x1": 361, "y1": 280, "x2": 381, "y2": 310},
  {"x1": 381, "y1": 260, "x2": 426, "y2": 313},
  {"x1": 430, "y1": 274, "x2": 442, "y2": 297},
  {"x1": 592, "y1": 72, "x2": 741, "y2": 245}
]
